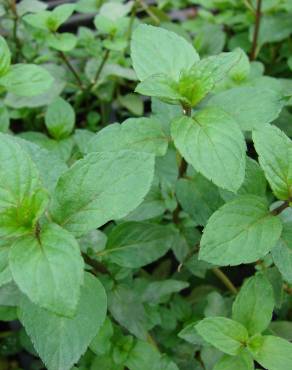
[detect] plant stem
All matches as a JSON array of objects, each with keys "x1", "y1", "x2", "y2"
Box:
[
  {"x1": 58, "y1": 51, "x2": 84, "y2": 89},
  {"x1": 250, "y1": 0, "x2": 262, "y2": 61},
  {"x1": 271, "y1": 200, "x2": 290, "y2": 216},
  {"x1": 172, "y1": 105, "x2": 191, "y2": 224},
  {"x1": 92, "y1": 48, "x2": 110, "y2": 86},
  {"x1": 138, "y1": 0, "x2": 160, "y2": 25},
  {"x1": 147, "y1": 333, "x2": 160, "y2": 351},
  {"x1": 10, "y1": 0, "x2": 21, "y2": 62},
  {"x1": 212, "y1": 267, "x2": 238, "y2": 294},
  {"x1": 82, "y1": 253, "x2": 110, "y2": 275}
]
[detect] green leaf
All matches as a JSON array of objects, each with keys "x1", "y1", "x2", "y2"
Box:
[
  {"x1": 248, "y1": 335, "x2": 292, "y2": 370},
  {"x1": 23, "y1": 10, "x2": 51, "y2": 30},
  {"x1": 108, "y1": 284, "x2": 148, "y2": 339},
  {"x1": 16, "y1": 137, "x2": 68, "y2": 194},
  {"x1": 142, "y1": 279, "x2": 189, "y2": 304},
  {"x1": 48, "y1": 4, "x2": 75, "y2": 31},
  {"x1": 196, "y1": 317, "x2": 248, "y2": 355},
  {"x1": 205, "y1": 87, "x2": 284, "y2": 130},
  {"x1": 87, "y1": 117, "x2": 168, "y2": 157},
  {"x1": 10, "y1": 223, "x2": 84, "y2": 317},
  {"x1": 219, "y1": 157, "x2": 267, "y2": 202},
  {"x1": 47, "y1": 32, "x2": 77, "y2": 52},
  {"x1": 131, "y1": 24, "x2": 199, "y2": 81},
  {"x1": 103, "y1": 222, "x2": 175, "y2": 268},
  {"x1": 0, "y1": 243, "x2": 12, "y2": 286},
  {"x1": 271, "y1": 221, "x2": 292, "y2": 283},
  {"x1": 269, "y1": 321, "x2": 292, "y2": 341},
  {"x1": 232, "y1": 274, "x2": 274, "y2": 335},
  {"x1": 0, "y1": 105, "x2": 10, "y2": 132},
  {"x1": 126, "y1": 340, "x2": 161, "y2": 370},
  {"x1": 19, "y1": 272, "x2": 107, "y2": 370},
  {"x1": 50, "y1": 150, "x2": 154, "y2": 237},
  {"x1": 0, "y1": 134, "x2": 48, "y2": 239},
  {"x1": 135, "y1": 74, "x2": 183, "y2": 104},
  {"x1": 0, "y1": 36, "x2": 11, "y2": 77},
  {"x1": 253, "y1": 125, "x2": 292, "y2": 200},
  {"x1": 214, "y1": 351, "x2": 254, "y2": 370},
  {"x1": 0, "y1": 64, "x2": 53, "y2": 97},
  {"x1": 90, "y1": 317, "x2": 113, "y2": 355},
  {"x1": 171, "y1": 106, "x2": 246, "y2": 192},
  {"x1": 176, "y1": 172, "x2": 224, "y2": 225},
  {"x1": 45, "y1": 97, "x2": 75, "y2": 140},
  {"x1": 199, "y1": 195, "x2": 283, "y2": 266}
]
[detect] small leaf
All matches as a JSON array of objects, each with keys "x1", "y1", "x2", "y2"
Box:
[
  {"x1": 248, "y1": 335, "x2": 292, "y2": 370},
  {"x1": 47, "y1": 32, "x2": 77, "y2": 52},
  {"x1": 48, "y1": 4, "x2": 75, "y2": 31},
  {"x1": 176, "y1": 172, "x2": 224, "y2": 225},
  {"x1": 131, "y1": 24, "x2": 199, "y2": 81},
  {"x1": 0, "y1": 64, "x2": 53, "y2": 97},
  {"x1": 10, "y1": 223, "x2": 84, "y2": 316},
  {"x1": 108, "y1": 284, "x2": 148, "y2": 339},
  {"x1": 199, "y1": 195, "x2": 283, "y2": 266},
  {"x1": 171, "y1": 106, "x2": 246, "y2": 191},
  {"x1": 206, "y1": 87, "x2": 284, "y2": 131},
  {"x1": 196, "y1": 317, "x2": 248, "y2": 355},
  {"x1": 50, "y1": 150, "x2": 155, "y2": 237},
  {"x1": 45, "y1": 97, "x2": 75, "y2": 140},
  {"x1": 232, "y1": 273, "x2": 274, "y2": 335},
  {"x1": 271, "y1": 221, "x2": 292, "y2": 283},
  {"x1": 0, "y1": 36, "x2": 11, "y2": 77},
  {"x1": 214, "y1": 351, "x2": 254, "y2": 370},
  {"x1": 0, "y1": 134, "x2": 48, "y2": 239},
  {"x1": 87, "y1": 117, "x2": 168, "y2": 157},
  {"x1": 104, "y1": 222, "x2": 175, "y2": 268},
  {"x1": 19, "y1": 272, "x2": 107, "y2": 370},
  {"x1": 253, "y1": 125, "x2": 292, "y2": 200}
]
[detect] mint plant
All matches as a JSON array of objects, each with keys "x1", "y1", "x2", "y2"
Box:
[{"x1": 0, "y1": 2, "x2": 292, "y2": 370}]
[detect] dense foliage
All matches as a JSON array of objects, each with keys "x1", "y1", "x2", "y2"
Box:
[{"x1": 0, "y1": 0, "x2": 292, "y2": 369}]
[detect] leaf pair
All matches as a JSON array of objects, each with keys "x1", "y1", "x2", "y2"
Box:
[
  {"x1": 189, "y1": 274, "x2": 292, "y2": 370},
  {"x1": 132, "y1": 25, "x2": 244, "y2": 108},
  {"x1": 199, "y1": 124, "x2": 291, "y2": 266}
]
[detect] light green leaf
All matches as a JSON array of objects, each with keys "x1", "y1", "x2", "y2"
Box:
[
  {"x1": 171, "y1": 106, "x2": 246, "y2": 192},
  {"x1": 104, "y1": 222, "x2": 175, "y2": 268},
  {"x1": 0, "y1": 64, "x2": 53, "y2": 97},
  {"x1": 199, "y1": 195, "x2": 283, "y2": 266},
  {"x1": 176, "y1": 172, "x2": 224, "y2": 225},
  {"x1": 23, "y1": 10, "x2": 51, "y2": 30},
  {"x1": 248, "y1": 335, "x2": 292, "y2": 370},
  {"x1": 131, "y1": 24, "x2": 199, "y2": 81},
  {"x1": 17, "y1": 0, "x2": 48, "y2": 16},
  {"x1": 269, "y1": 321, "x2": 292, "y2": 341},
  {"x1": 50, "y1": 150, "x2": 155, "y2": 237},
  {"x1": 90, "y1": 317, "x2": 113, "y2": 355},
  {"x1": 271, "y1": 222, "x2": 292, "y2": 283},
  {"x1": 47, "y1": 32, "x2": 77, "y2": 52},
  {"x1": 219, "y1": 157, "x2": 267, "y2": 202},
  {"x1": 45, "y1": 97, "x2": 75, "y2": 140},
  {"x1": 196, "y1": 317, "x2": 248, "y2": 355},
  {"x1": 135, "y1": 74, "x2": 183, "y2": 104},
  {"x1": 253, "y1": 125, "x2": 292, "y2": 200},
  {"x1": 0, "y1": 243, "x2": 12, "y2": 286},
  {"x1": 87, "y1": 117, "x2": 168, "y2": 156},
  {"x1": 205, "y1": 87, "x2": 284, "y2": 130},
  {"x1": 48, "y1": 4, "x2": 75, "y2": 31},
  {"x1": 10, "y1": 223, "x2": 84, "y2": 316},
  {"x1": 0, "y1": 134, "x2": 48, "y2": 239},
  {"x1": 214, "y1": 351, "x2": 254, "y2": 370},
  {"x1": 0, "y1": 36, "x2": 11, "y2": 77},
  {"x1": 19, "y1": 272, "x2": 107, "y2": 370},
  {"x1": 232, "y1": 274, "x2": 274, "y2": 335},
  {"x1": 16, "y1": 137, "x2": 68, "y2": 194}
]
